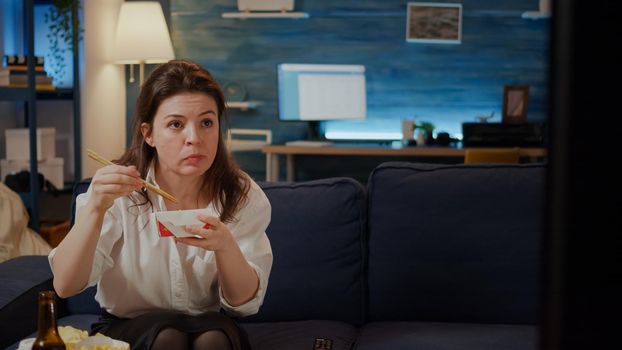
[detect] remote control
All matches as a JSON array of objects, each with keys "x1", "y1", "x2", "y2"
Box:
[{"x1": 313, "y1": 337, "x2": 333, "y2": 350}]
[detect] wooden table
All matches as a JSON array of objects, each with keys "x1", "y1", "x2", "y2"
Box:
[{"x1": 261, "y1": 144, "x2": 547, "y2": 182}]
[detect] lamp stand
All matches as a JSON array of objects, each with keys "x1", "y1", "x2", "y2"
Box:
[
  {"x1": 139, "y1": 60, "x2": 145, "y2": 86},
  {"x1": 126, "y1": 61, "x2": 146, "y2": 86},
  {"x1": 128, "y1": 64, "x2": 135, "y2": 83}
]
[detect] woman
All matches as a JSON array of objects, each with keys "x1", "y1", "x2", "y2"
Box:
[{"x1": 49, "y1": 60, "x2": 272, "y2": 350}]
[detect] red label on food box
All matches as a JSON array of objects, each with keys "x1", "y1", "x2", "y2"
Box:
[{"x1": 157, "y1": 221, "x2": 174, "y2": 237}]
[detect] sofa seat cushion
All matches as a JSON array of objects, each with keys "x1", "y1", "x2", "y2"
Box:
[
  {"x1": 242, "y1": 320, "x2": 358, "y2": 350},
  {"x1": 357, "y1": 322, "x2": 537, "y2": 350}
]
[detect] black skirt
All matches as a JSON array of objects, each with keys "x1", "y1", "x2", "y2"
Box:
[{"x1": 90, "y1": 309, "x2": 251, "y2": 350}]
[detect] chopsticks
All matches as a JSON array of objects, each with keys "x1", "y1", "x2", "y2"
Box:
[{"x1": 86, "y1": 148, "x2": 179, "y2": 204}]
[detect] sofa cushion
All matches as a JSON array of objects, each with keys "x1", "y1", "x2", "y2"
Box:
[
  {"x1": 367, "y1": 163, "x2": 545, "y2": 324},
  {"x1": 0, "y1": 255, "x2": 54, "y2": 348},
  {"x1": 242, "y1": 320, "x2": 358, "y2": 350},
  {"x1": 6, "y1": 314, "x2": 102, "y2": 350},
  {"x1": 0, "y1": 256, "x2": 100, "y2": 348},
  {"x1": 70, "y1": 178, "x2": 92, "y2": 228},
  {"x1": 58, "y1": 313, "x2": 101, "y2": 330},
  {"x1": 356, "y1": 321, "x2": 537, "y2": 350},
  {"x1": 60, "y1": 286, "x2": 100, "y2": 316},
  {"x1": 242, "y1": 178, "x2": 366, "y2": 325}
]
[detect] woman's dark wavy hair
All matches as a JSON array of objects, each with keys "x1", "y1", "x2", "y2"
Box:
[{"x1": 115, "y1": 59, "x2": 250, "y2": 223}]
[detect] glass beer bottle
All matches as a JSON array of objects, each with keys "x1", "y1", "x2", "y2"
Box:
[{"x1": 32, "y1": 290, "x2": 66, "y2": 350}]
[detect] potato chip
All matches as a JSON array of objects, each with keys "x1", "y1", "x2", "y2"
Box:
[
  {"x1": 59, "y1": 325, "x2": 89, "y2": 345},
  {"x1": 57, "y1": 326, "x2": 129, "y2": 350}
]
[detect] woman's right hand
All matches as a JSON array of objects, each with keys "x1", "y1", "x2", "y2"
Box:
[{"x1": 87, "y1": 165, "x2": 143, "y2": 213}]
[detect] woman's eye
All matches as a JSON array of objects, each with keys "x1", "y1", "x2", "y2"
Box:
[
  {"x1": 168, "y1": 121, "x2": 183, "y2": 129},
  {"x1": 201, "y1": 119, "x2": 213, "y2": 127}
]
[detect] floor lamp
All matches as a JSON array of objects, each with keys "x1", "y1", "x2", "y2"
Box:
[{"x1": 113, "y1": 1, "x2": 175, "y2": 86}]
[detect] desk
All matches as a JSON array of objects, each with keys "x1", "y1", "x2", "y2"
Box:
[{"x1": 262, "y1": 144, "x2": 547, "y2": 182}]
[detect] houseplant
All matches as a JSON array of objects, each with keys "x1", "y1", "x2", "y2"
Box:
[
  {"x1": 413, "y1": 121, "x2": 435, "y2": 145},
  {"x1": 44, "y1": 0, "x2": 81, "y2": 84}
]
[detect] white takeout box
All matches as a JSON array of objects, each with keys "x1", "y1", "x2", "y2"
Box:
[{"x1": 151, "y1": 209, "x2": 211, "y2": 238}]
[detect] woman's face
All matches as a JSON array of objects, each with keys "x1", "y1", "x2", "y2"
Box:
[{"x1": 142, "y1": 92, "x2": 219, "y2": 178}]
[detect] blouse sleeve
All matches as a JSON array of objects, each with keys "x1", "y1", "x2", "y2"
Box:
[
  {"x1": 219, "y1": 181, "x2": 273, "y2": 317},
  {"x1": 48, "y1": 186, "x2": 123, "y2": 291}
]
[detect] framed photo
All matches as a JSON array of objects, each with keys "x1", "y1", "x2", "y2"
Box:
[
  {"x1": 406, "y1": 2, "x2": 462, "y2": 44},
  {"x1": 502, "y1": 85, "x2": 530, "y2": 123}
]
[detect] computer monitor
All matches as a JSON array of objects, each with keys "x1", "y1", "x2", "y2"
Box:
[{"x1": 277, "y1": 63, "x2": 367, "y2": 139}]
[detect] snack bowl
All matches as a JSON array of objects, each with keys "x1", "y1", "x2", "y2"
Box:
[
  {"x1": 18, "y1": 331, "x2": 129, "y2": 350},
  {"x1": 17, "y1": 338, "x2": 34, "y2": 350}
]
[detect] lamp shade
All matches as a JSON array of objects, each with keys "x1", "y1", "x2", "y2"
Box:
[{"x1": 113, "y1": 1, "x2": 174, "y2": 64}]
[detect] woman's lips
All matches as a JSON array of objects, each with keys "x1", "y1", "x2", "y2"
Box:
[{"x1": 184, "y1": 154, "x2": 205, "y2": 164}]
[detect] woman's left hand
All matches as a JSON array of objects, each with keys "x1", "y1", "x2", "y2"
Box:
[{"x1": 175, "y1": 214, "x2": 236, "y2": 252}]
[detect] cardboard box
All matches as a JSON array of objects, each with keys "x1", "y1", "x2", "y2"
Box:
[
  {"x1": 0, "y1": 157, "x2": 64, "y2": 189},
  {"x1": 5, "y1": 127, "x2": 56, "y2": 161}
]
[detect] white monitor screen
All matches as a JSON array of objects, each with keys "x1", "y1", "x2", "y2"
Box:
[{"x1": 278, "y1": 64, "x2": 367, "y2": 121}]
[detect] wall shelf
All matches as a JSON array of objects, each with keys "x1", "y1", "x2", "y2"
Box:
[
  {"x1": 35, "y1": 88, "x2": 74, "y2": 100},
  {"x1": 0, "y1": 87, "x2": 73, "y2": 100},
  {"x1": 226, "y1": 101, "x2": 262, "y2": 111},
  {"x1": 0, "y1": 87, "x2": 30, "y2": 101},
  {"x1": 521, "y1": 11, "x2": 550, "y2": 19},
  {"x1": 222, "y1": 11, "x2": 309, "y2": 19}
]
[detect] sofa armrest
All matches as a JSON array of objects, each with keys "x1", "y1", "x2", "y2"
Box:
[{"x1": 0, "y1": 255, "x2": 54, "y2": 348}]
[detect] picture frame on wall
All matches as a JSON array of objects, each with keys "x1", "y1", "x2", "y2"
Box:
[
  {"x1": 502, "y1": 85, "x2": 530, "y2": 123},
  {"x1": 406, "y1": 2, "x2": 462, "y2": 44}
]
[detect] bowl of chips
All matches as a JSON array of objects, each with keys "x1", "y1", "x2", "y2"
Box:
[
  {"x1": 59, "y1": 326, "x2": 129, "y2": 350},
  {"x1": 72, "y1": 334, "x2": 129, "y2": 350},
  {"x1": 18, "y1": 326, "x2": 129, "y2": 350},
  {"x1": 58, "y1": 325, "x2": 89, "y2": 347}
]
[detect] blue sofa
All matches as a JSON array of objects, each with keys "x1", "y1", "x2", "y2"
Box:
[{"x1": 0, "y1": 162, "x2": 545, "y2": 350}]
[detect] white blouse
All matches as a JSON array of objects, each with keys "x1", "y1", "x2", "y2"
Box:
[{"x1": 49, "y1": 167, "x2": 272, "y2": 318}]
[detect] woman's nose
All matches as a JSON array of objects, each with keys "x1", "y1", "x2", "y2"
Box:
[{"x1": 185, "y1": 125, "x2": 201, "y2": 145}]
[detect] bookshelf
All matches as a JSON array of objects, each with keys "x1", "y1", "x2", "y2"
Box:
[{"x1": 0, "y1": 0, "x2": 81, "y2": 231}]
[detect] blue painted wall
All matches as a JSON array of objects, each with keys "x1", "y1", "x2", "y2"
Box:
[{"x1": 168, "y1": 0, "x2": 549, "y2": 180}]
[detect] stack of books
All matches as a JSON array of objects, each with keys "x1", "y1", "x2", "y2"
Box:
[{"x1": 0, "y1": 55, "x2": 54, "y2": 90}]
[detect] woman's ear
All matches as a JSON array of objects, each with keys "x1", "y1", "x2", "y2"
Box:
[{"x1": 141, "y1": 122, "x2": 154, "y2": 147}]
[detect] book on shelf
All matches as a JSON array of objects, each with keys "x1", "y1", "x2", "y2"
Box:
[
  {"x1": 4, "y1": 54, "x2": 44, "y2": 67},
  {"x1": 0, "y1": 83, "x2": 56, "y2": 91},
  {"x1": 1, "y1": 66, "x2": 54, "y2": 87},
  {"x1": 0, "y1": 74, "x2": 53, "y2": 86},
  {"x1": 0, "y1": 65, "x2": 45, "y2": 72}
]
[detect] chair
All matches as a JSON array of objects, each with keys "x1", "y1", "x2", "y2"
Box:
[
  {"x1": 226, "y1": 128, "x2": 273, "y2": 180},
  {"x1": 464, "y1": 147, "x2": 520, "y2": 164}
]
